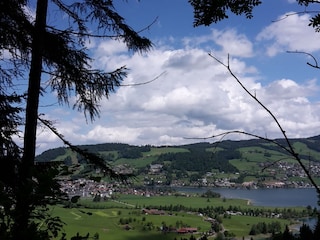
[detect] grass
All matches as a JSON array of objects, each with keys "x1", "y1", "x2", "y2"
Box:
[
  {"x1": 112, "y1": 147, "x2": 189, "y2": 169},
  {"x1": 52, "y1": 206, "x2": 210, "y2": 240},
  {"x1": 114, "y1": 156, "x2": 156, "y2": 169},
  {"x1": 239, "y1": 147, "x2": 287, "y2": 161},
  {"x1": 292, "y1": 142, "x2": 320, "y2": 160},
  {"x1": 51, "y1": 193, "x2": 307, "y2": 240},
  {"x1": 230, "y1": 158, "x2": 260, "y2": 172},
  {"x1": 147, "y1": 147, "x2": 189, "y2": 155},
  {"x1": 52, "y1": 204, "x2": 292, "y2": 240},
  {"x1": 117, "y1": 194, "x2": 249, "y2": 209},
  {"x1": 222, "y1": 215, "x2": 290, "y2": 237}
]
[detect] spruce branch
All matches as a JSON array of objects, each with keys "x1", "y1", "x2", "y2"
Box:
[{"x1": 38, "y1": 116, "x2": 133, "y2": 182}]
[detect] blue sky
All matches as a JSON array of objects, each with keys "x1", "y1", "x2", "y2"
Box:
[{"x1": 28, "y1": 0, "x2": 320, "y2": 154}]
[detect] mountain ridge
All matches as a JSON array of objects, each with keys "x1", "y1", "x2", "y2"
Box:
[
  {"x1": 36, "y1": 135, "x2": 320, "y2": 162},
  {"x1": 35, "y1": 135, "x2": 320, "y2": 186}
]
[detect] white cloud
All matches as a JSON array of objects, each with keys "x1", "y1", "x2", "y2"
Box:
[
  {"x1": 257, "y1": 12, "x2": 320, "y2": 56},
  {"x1": 261, "y1": 78, "x2": 318, "y2": 103},
  {"x1": 96, "y1": 40, "x2": 128, "y2": 56},
  {"x1": 212, "y1": 29, "x2": 254, "y2": 57},
  {"x1": 36, "y1": 28, "x2": 320, "y2": 154},
  {"x1": 182, "y1": 29, "x2": 254, "y2": 57}
]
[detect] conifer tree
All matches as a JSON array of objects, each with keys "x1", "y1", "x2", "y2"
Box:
[{"x1": 0, "y1": 0, "x2": 152, "y2": 239}]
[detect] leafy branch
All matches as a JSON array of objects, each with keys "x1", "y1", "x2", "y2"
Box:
[{"x1": 46, "y1": 16, "x2": 159, "y2": 40}]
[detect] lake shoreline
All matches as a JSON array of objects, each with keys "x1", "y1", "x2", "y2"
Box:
[{"x1": 172, "y1": 186, "x2": 319, "y2": 208}]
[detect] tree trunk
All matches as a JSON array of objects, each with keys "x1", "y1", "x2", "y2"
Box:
[
  {"x1": 13, "y1": 0, "x2": 48, "y2": 238},
  {"x1": 22, "y1": 0, "x2": 47, "y2": 176}
]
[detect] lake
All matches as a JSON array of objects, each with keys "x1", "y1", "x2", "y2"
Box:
[{"x1": 174, "y1": 187, "x2": 319, "y2": 207}]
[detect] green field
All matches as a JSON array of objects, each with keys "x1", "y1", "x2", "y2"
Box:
[
  {"x1": 50, "y1": 194, "x2": 298, "y2": 240},
  {"x1": 52, "y1": 206, "x2": 210, "y2": 240},
  {"x1": 116, "y1": 194, "x2": 249, "y2": 209},
  {"x1": 107, "y1": 146, "x2": 189, "y2": 169},
  {"x1": 222, "y1": 215, "x2": 290, "y2": 237}
]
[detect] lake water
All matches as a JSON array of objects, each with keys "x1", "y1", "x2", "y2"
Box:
[{"x1": 174, "y1": 187, "x2": 319, "y2": 207}]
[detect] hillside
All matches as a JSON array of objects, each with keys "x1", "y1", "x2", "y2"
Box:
[{"x1": 36, "y1": 135, "x2": 320, "y2": 187}]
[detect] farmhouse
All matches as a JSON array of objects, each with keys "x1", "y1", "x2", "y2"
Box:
[
  {"x1": 142, "y1": 208, "x2": 165, "y2": 215},
  {"x1": 149, "y1": 164, "x2": 163, "y2": 174},
  {"x1": 177, "y1": 227, "x2": 198, "y2": 234}
]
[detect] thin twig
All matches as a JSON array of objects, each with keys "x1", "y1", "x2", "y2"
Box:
[
  {"x1": 287, "y1": 50, "x2": 320, "y2": 69},
  {"x1": 205, "y1": 53, "x2": 320, "y2": 193},
  {"x1": 272, "y1": 11, "x2": 320, "y2": 23},
  {"x1": 186, "y1": 130, "x2": 291, "y2": 155},
  {"x1": 120, "y1": 71, "x2": 166, "y2": 87}
]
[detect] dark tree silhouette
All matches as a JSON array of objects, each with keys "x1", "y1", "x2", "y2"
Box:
[
  {"x1": 189, "y1": 0, "x2": 262, "y2": 26},
  {"x1": 282, "y1": 225, "x2": 294, "y2": 240},
  {"x1": 0, "y1": 0, "x2": 152, "y2": 239},
  {"x1": 189, "y1": 0, "x2": 320, "y2": 32}
]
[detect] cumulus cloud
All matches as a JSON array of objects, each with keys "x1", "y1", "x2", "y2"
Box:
[
  {"x1": 211, "y1": 29, "x2": 254, "y2": 57},
  {"x1": 182, "y1": 29, "x2": 254, "y2": 57},
  {"x1": 257, "y1": 12, "x2": 320, "y2": 56},
  {"x1": 36, "y1": 26, "x2": 320, "y2": 154}
]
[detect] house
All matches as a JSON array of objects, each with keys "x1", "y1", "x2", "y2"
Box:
[
  {"x1": 142, "y1": 208, "x2": 165, "y2": 215},
  {"x1": 149, "y1": 164, "x2": 163, "y2": 174},
  {"x1": 177, "y1": 227, "x2": 198, "y2": 234}
]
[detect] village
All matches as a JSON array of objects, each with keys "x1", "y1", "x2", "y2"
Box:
[{"x1": 59, "y1": 160, "x2": 320, "y2": 200}]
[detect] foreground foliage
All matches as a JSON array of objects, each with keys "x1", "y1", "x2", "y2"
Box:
[{"x1": 0, "y1": 0, "x2": 151, "y2": 239}]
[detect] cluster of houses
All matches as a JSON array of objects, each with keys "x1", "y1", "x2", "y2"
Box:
[
  {"x1": 59, "y1": 160, "x2": 318, "y2": 201},
  {"x1": 59, "y1": 178, "x2": 168, "y2": 199},
  {"x1": 59, "y1": 178, "x2": 115, "y2": 198},
  {"x1": 150, "y1": 161, "x2": 319, "y2": 189},
  {"x1": 272, "y1": 161, "x2": 320, "y2": 178},
  {"x1": 58, "y1": 159, "x2": 320, "y2": 202}
]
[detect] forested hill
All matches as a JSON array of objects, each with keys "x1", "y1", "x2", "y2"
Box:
[{"x1": 35, "y1": 135, "x2": 320, "y2": 176}]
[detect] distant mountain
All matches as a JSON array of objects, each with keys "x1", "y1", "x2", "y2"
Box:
[
  {"x1": 36, "y1": 135, "x2": 320, "y2": 162},
  {"x1": 36, "y1": 143, "x2": 131, "y2": 162},
  {"x1": 35, "y1": 135, "x2": 320, "y2": 182}
]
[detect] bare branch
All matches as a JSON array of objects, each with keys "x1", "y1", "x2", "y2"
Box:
[
  {"x1": 185, "y1": 130, "x2": 291, "y2": 154},
  {"x1": 201, "y1": 53, "x2": 320, "y2": 193},
  {"x1": 287, "y1": 50, "x2": 320, "y2": 69},
  {"x1": 120, "y1": 71, "x2": 166, "y2": 87},
  {"x1": 208, "y1": 53, "x2": 289, "y2": 142},
  {"x1": 272, "y1": 11, "x2": 320, "y2": 23}
]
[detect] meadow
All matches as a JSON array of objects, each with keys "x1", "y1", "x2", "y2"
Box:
[
  {"x1": 52, "y1": 194, "x2": 295, "y2": 240},
  {"x1": 53, "y1": 206, "x2": 211, "y2": 240}
]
